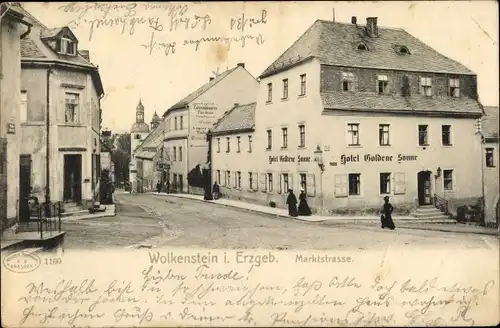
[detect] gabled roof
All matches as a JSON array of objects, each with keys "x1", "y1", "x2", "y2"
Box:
[
  {"x1": 41, "y1": 26, "x2": 77, "y2": 41},
  {"x1": 211, "y1": 103, "x2": 256, "y2": 135},
  {"x1": 163, "y1": 66, "x2": 239, "y2": 116},
  {"x1": 133, "y1": 118, "x2": 165, "y2": 154},
  {"x1": 321, "y1": 92, "x2": 483, "y2": 116},
  {"x1": 260, "y1": 20, "x2": 474, "y2": 78},
  {"x1": 482, "y1": 106, "x2": 499, "y2": 140}
]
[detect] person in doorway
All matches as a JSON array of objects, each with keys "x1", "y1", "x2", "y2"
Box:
[
  {"x1": 286, "y1": 189, "x2": 298, "y2": 217},
  {"x1": 380, "y1": 196, "x2": 396, "y2": 230},
  {"x1": 156, "y1": 181, "x2": 162, "y2": 193},
  {"x1": 298, "y1": 188, "x2": 312, "y2": 216},
  {"x1": 212, "y1": 181, "x2": 220, "y2": 200}
]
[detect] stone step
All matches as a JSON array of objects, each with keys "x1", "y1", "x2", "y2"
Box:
[
  {"x1": 410, "y1": 215, "x2": 451, "y2": 221},
  {"x1": 412, "y1": 211, "x2": 446, "y2": 217},
  {"x1": 415, "y1": 207, "x2": 442, "y2": 213}
]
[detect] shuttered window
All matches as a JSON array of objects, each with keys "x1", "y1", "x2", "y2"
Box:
[
  {"x1": 334, "y1": 174, "x2": 348, "y2": 197},
  {"x1": 394, "y1": 172, "x2": 406, "y2": 195}
]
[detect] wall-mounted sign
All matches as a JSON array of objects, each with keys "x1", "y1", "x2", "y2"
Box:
[
  {"x1": 268, "y1": 155, "x2": 313, "y2": 164},
  {"x1": 340, "y1": 153, "x2": 419, "y2": 165},
  {"x1": 6, "y1": 123, "x2": 15, "y2": 135}
]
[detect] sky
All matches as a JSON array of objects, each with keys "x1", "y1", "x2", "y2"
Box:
[{"x1": 23, "y1": 1, "x2": 499, "y2": 133}]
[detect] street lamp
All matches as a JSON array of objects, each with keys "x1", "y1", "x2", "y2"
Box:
[
  {"x1": 434, "y1": 167, "x2": 442, "y2": 179},
  {"x1": 314, "y1": 145, "x2": 325, "y2": 215}
]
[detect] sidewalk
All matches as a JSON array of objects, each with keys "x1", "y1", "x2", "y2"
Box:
[
  {"x1": 150, "y1": 192, "x2": 498, "y2": 236},
  {"x1": 63, "y1": 204, "x2": 116, "y2": 222}
]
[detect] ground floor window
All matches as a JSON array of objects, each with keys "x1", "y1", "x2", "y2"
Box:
[
  {"x1": 380, "y1": 173, "x2": 391, "y2": 194},
  {"x1": 236, "y1": 171, "x2": 241, "y2": 189},
  {"x1": 225, "y1": 171, "x2": 230, "y2": 187},
  {"x1": 443, "y1": 169, "x2": 453, "y2": 190},
  {"x1": 348, "y1": 173, "x2": 361, "y2": 195},
  {"x1": 216, "y1": 170, "x2": 221, "y2": 184},
  {"x1": 249, "y1": 172, "x2": 258, "y2": 191},
  {"x1": 300, "y1": 173, "x2": 307, "y2": 193},
  {"x1": 267, "y1": 173, "x2": 273, "y2": 192},
  {"x1": 279, "y1": 173, "x2": 291, "y2": 193}
]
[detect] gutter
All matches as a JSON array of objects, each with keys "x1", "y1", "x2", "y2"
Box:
[{"x1": 20, "y1": 20, "x2": 32, "y2": 39}]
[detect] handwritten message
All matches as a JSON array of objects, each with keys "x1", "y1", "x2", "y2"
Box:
[
  {"x1": 57, "y1": 3, "x2": 267, "y2": 57},
  {"x1": 2, "y1": 249, "x2": 498, "y2": 327}
]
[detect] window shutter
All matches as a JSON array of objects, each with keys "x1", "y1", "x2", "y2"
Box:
[
  {"x1": 306, "y1": 174, "x2": 316, "y2": 197},
  {"x1": 334, "y1": 174, "x2": 348, "y2": 197},
  {"x1": 233, "y1": 171, "x2": 237, "y2": 188},
  {"x1": 394, "y1": 172, "x2": 406, "y2": 195},
  {"x1": 279, "y1": 174, "x2": 283, "y2": 194},
  {"x1": 252, "y1": 173, "x2": 258, "y2": 190},
  {"x1": 260, "y1": 173, "x2": 266, "y2": 192},
  {"x1": 212, "y1": 170, "x2": 217, "y2": 183}
]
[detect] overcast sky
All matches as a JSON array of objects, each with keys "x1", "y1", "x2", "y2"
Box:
[{"x1": 23, "y1": 1, "x2": 499, "y2": 133}]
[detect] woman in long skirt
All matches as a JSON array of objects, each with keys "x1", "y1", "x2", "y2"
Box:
[
  {"x1": 298, "y1": 188, "x2": 312, "y2": 216},
  {"x1": 381, "y1": 196, "x2": 396, "y2": 230},
  {"x1": 286, "y1": 189, "x2": 298, "y2": 217}
]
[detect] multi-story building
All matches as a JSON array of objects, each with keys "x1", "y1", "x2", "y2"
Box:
[
  {"x1": 481, "y1": 106, "x2": 499, "y2": 226},
  {"x1": 210, "y1": 103, "x2": 257, "y2": 200},
  {"x1": 0, "y1": 3, "x2": 31, "y2": 231},
  {"x1": 129, "y1": 99, "x2": 150, "y2": 192},
  {"x1": 19, "y1": 8, "x2": 104, "y2": 209},
  {"x1": 162, "y1": 63, "x2": 259, "y2": 193},
  {"x1": 213, "y1": 16, "x2": 484, "y2": 217}
]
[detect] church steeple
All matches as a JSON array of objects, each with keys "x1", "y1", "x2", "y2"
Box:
[{"x1": 136, "y1": 98, "x2": 145, "y2": 123}]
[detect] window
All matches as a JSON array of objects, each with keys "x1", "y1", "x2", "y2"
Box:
[
  {"x1": 348, "y1": 173, "x2": 361, "y2": 195},
  {"x1": 281, "y1": 127, "x2": 288, "y2": 148},
  {"x1": 420, "y1": 77, "x2": 432, "y2": 96},
  {"x1": 135, "y1": 134, "x2": 141, "y2": 140},
  {"x1": 65, "y1": 93, "x2": 79, "y2": 123},
  {"x1": 380, "y1": 173, "x2": 391, "y2": 194},
  {"x1": 56, "y1": 37, "x2": 76, "y2": 55},
  {"x1": 237, "y1": 171, "x2": 241, "y2": 189},
  {"x1": 449, "y1": 78, "x2": 460, "y2": 97},
  {"x1": 441, "y1": 125, "x2": 452, "y2": 146},
  {"x1": 379, "y1": 124, "x2": 390, "y2": 146},
  {"x1": 300, "y1": 173, "x2": 307, "y2": 194},
  {"x1": 174, "y1": 117, "x2": 178, "y2": 130},
  {"x1": 248, "y1": 172, "x2": 253, "y2": 190},
  {"x1": 20, "y1": 91, "x2": 28, "y2": 122},
  {"x1": 299, "y1": 125, "x2": 305, "y2": 147},
  {"x1": 418, "y1": 125, "x2": 429, "y2": 146},
  {"x1": 248, "y1": 135, "x2": 252, "y2": 152},
  {"x1": 267, "y1": 83, "x2": 272, "y2": 102},
  {"x1": 216, "y1": 138, "x2": 220, "y2": 153},
  {"x1": 357, "y1": 43, "x2": 367, "y2": 50},
  {"x1": 217, "y1": 170, "x2": 221, "y2": 184},
  {"x1": 377, "y1": 75, "x2": 388, "y2": 94},
  {"x1": 226, "y1": 171, "x2": 231, "y2": 187},
  {"x1": 486, "y1": 148, "x2": 495, "y2": 167},
  {"x1": 300, "y1": 74, "x2": 306, "y2": 96},
  {"x1": 267, "y1": 173, "x2": 273, "y2": 192},
  {"x1": 173, "y1": 146, "x2": 177, "y2": 161},
  {"x1": 282, "y1": 79, "x2": 288, "y2": 99},
  {"x1": 282, "y1": 173, "x2": 289, "y2": 192},
  {"x1": 237, "y1": 136, "x2": 241, "y2": 152},
  {"x1": 347, "y1": 123, "x2": 360, "y2": 146},
  {"x1": 178, "y1": 146, "x2": 182, "y2": 161},
  {"x1": 443, "y1": 170, "x2": 453, "y2": 191},
  {"x1": 180, "y1": 116, "x2": 183, "y2": 129},
  {"x1": 266, "y1": 129, "x2": 272, "y2": 149},
  {"x1": 342, "y1": 72, "x2": 355, "y2": 92},
  {"x1": 226, "y1": 137, "x2": 230, "y2": 152}
]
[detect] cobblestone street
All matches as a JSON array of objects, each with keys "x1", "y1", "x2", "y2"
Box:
[{"x1": 61, "y1": 193, "x2": 498, "y2": 252}]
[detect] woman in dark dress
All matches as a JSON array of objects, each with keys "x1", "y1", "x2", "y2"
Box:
[
  {"x1": 286, "y1": 189, "x2": 298, "y2": 217},
  {"x1": 381, "y1": 196, "x2": 396, "y2": 230},
  {"x1": 298, "y1": 188, "x2": 312, "y2": 216}
]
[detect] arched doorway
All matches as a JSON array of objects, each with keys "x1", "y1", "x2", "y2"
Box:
[{"x1": 417, "y1": 171, "x2": 432, "y2": 206}]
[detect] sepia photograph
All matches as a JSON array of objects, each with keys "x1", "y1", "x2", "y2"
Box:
[{"x1": 1, "y1": 1, "x2": 499, "y2": 326}]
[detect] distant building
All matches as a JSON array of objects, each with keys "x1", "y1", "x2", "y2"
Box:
[
  {"x1": 129, "y1": 99, "x2": 150, "y2": 192},
  {"x1": 162, "y1": 63, "x2": 259, "y2": 193},
  {"x1": 100, "y1": 129, "x2": 114, "y2": 184},
  {"x1": 213, "y1": 17, "x2": 484, "y2": 218},
  {"x1": 0, "y1": 3, "x2": 31, "y2": 231},
  {"x1": 481, "y1": 106, "x2": 499, "y2": 225}
]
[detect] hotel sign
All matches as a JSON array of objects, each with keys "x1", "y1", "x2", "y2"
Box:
[
  {"x1": 340, "y1": 153, "x2": 418, "y2": 165},
  {"x1": 269, "y1": 155, "x2": 313, "y2": 164}
]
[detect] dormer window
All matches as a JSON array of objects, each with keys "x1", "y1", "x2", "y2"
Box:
[
  {"x1": 56, "y1": 37, "x2": 77, "y2": 55},
  {"x1": 396, "y1": 45, "x2": 410, "y2": 55},
  {"x1": 357, "y1": 43, "x2": 368, "y2": 51}
]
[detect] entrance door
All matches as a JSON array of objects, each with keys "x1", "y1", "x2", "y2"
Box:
[
  {"x1": 63, "y1": 155, "x2": 82, "y2": 203},
  {"x1": 417, "y1": 171, "x2": 432, "y2": 205},
  {"x1": 19, "y1": 155, "x2": 32, "y2": 221}
]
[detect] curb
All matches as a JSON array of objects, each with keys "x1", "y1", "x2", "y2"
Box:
[{"x1": 395, "y1": 225, "x2": 499, "y2": 236}]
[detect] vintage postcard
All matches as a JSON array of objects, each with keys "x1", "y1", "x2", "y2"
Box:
[{"x1": 1, "y1": 1, "x2": 499, "y2": 327}]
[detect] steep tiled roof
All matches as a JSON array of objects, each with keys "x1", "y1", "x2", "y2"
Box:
[
  {"x1": 482, "y1": 106, "x2": 499, "y2": 140},
  {"x1": 321, "y1": 92, "x2": 482, "y2": 116},
  {"x1": 211, "y1": 103, "x2": 256, "y2": 135},
  {"x1": 40, "y1": 27, "x2": 64, "y2": 39},
  {"x1": 164, "y1": 67, "x2": 238, "y2": 115},
  {"x1": 260, "y1": 20, "x2": 474, "y2": 78},
  {"x1": 20, "y1": 38, "x2": 46, "y2": 58}
]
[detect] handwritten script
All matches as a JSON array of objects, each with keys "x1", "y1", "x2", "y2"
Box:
[{"x1": 4, "y1": 249, "x2": 497, "y2": 327}]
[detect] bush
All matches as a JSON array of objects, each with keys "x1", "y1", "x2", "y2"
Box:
[{"x1": 269, "y1": 201, "x2": 276, "y2": 208}]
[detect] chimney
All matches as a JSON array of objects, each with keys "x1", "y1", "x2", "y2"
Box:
[
  {"x1": 332, "y1": 8, "x2": 335, "y2": 22},
  {"x1": 234, "y1": 103, "x2": 239, "y2": 107},
  {"x1": 351, "y1": 16, "x2": 357, "y2": 25},
  {"x1": 366, "y1": 17, "x2": 379, "y2": 38},
  {"x1": 237, "y1": 62, "x2": 245, "y2": 68},
  {"x1": 209, "y1": 77, "x2": 214, "y2": 81},
  {"x1": 79, "y1": 50, "x2": 90, "y2": 62}
]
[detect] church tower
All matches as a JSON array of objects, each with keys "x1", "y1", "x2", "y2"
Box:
[
  {"x1": 150, "y1": 111, "x2": 161, "y2": 130},
  {"x1": 129, "y1": 99, "x2": 150, "y2": 192}
]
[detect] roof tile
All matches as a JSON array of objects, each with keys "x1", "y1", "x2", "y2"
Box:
[
  {"x1": 212, "y1": 103, "x2": 256, "y2": 134},
  {"x1": 482, "y1": 106, "x2": 499, "y2": 140}
]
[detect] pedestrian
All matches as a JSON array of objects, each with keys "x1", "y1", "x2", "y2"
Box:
[
  {"x1": 156, "y1": 181, "x2": 162, "y2": 193},
  {"x1": 298, "y1": 188, "x2": 312, "y2": 216},
  {"x1": 381, "y1": 196, "x2": 396, "y2": 230},
  {"x1": 286, "y1": 189, "x2": 298, "y2": 217},
  {"x1": 212, "y1": 181, "x2": 220, "y2": 200}
]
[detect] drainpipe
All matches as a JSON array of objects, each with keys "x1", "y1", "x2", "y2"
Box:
[
  {"x1": 186, "y1": 104, "x2": 189, "y2": 194},
  {"x1": 45, "y1": 67, "x2": 52, "y2": 206},
  {"x1": 20, "y1": 21, "x2": 32, "y2": 39}
]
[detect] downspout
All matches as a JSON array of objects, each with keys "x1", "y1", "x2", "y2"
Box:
[
  {"x1": 186, "y1": 104, "x2": 189, "y2": 194},
  {"x1": 45, "y1": 67, "x2": 52, "y2": 206},
  {"x1": 20, "y1": 21, "x2": 31, "y2": 39}
]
